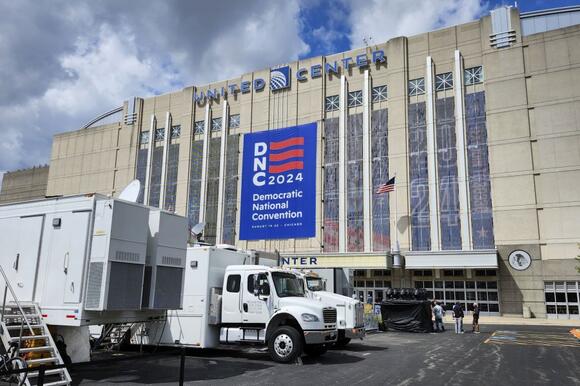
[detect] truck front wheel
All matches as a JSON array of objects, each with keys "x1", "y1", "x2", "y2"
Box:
[{"x1": 268, "y1": 326, "x2": 302, "y2": 363}]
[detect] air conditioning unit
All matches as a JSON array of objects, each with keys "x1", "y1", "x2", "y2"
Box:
[
  {"x1": 141, "y1": 209, "x2": 187, "y2": 309},
  {"x1": 84, "y1": 199, "x2": 149, "y2": 311}
]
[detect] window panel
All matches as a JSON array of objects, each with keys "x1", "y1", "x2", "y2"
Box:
[
  {"x1": 372, "y1": 85, "x2": 388, "y2": 102},
  {"x1": 435, "y1": 72, "x2": 453, "y2": 91},
  {"x1": 194, "y1": 120, "x2": 205, "y2": 134},
  {"x1": 371, "y1": 108, "x2": 390, "y2": 250},
  {"x1": 155, "y1": 128, "x2": 165, "y2": 141},
  {"x1": 170, "y1": 125, "x2": 181, "y2": 139},
  {"x1": 408, "y1": 78, "x2": 425, "y2": 96},
  {"x1": 229, "y1": 114, "x2": 240, "y2": 129},
  {"x1": 348, "y1": 90, "x2": 363, "y2": 107},
  {"x1": 211, "y1": 117, "x2": 222, "y2": 131},
  {"x1": 323, "y1": 118, "x2": 340, "y2": 251},
  {"x1": 140, "y1": 131, "x2": 150, "y2": 144},
  {"x1": 464, "y1": 66, "x2": 484, "y2": 85},
  {"x1": 325, "y1": 95, "x2": 339, "y2": 112}
]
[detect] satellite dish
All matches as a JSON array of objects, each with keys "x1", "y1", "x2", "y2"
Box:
[
  {"x1": 191, "y1": 222, "x2": 205, "y2": 236},
  {"x1": 119, "y1": 179, "x2": 141, "y2": 202}
]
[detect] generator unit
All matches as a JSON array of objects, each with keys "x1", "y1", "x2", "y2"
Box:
[
  {"x1": 142, "y1": 209, "x2": 187, "y2": 309},
  {"x1": 84, "y1": 198, "x2": 149, "y2": 311}
]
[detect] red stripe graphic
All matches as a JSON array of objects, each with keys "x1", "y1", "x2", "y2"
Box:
[
  {"x1": 269, "y1": 149, "x2": 304, "y2": 162},
  {"x1": 270, "y1": 137, "x2": 304, "y2": 150},
  {"x1": 269, "y1": 161, "x2": 304, "y2": 173}
]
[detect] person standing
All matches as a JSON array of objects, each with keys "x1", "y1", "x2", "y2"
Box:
[
  {"x1": 472, "y1": 303, "x2": 480, "y2": 333},
  {"x1": 452, "y1": 302, "x2": 464, "y2": 334},
  {"x1": 433, "y1": 302, "x2": 445, "y2": 332}
]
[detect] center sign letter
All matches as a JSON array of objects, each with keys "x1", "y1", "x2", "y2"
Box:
[{"x1": 239, "y1": 123, "x2": 317, "y2": 240}]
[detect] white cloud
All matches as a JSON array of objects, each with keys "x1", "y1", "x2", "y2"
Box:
[
  {"x1": 347, "y1": 0, "x2": 488, "y2": 48},
  {"x1": 0, "y1": 0, "x2": 309, "y2": 173}
]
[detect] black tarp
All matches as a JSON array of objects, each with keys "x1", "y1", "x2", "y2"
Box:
[{"x1": 380, "y1": 300, "x2": 433, "y2": 333}]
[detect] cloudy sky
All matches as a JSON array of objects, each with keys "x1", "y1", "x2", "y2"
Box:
[{"x1": 0, "y1": 0, "x2": 575, "y2": 186}]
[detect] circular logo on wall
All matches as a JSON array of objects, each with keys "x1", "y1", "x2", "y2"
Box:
[{"x1": 508, "y1": 250, "x2": 532, "y2": 271}]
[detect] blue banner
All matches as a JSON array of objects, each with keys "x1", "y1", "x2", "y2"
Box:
[{"x1": 239, "y1": 123, "x2": 317, "y2": 240}]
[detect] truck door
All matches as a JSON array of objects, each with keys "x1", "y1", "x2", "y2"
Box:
[
  {"x1": 6, "y1": 215, "x2": 45, "y2": 301},
  {"x1": 241, "y1": 272, "x2": 271, "y2": 326},
  {"x1": 63, "y1": 211, "x2": 91, "y2": 303},
  {"x1": 221, "y1": 272, "x2": 242, "y2": 324}
]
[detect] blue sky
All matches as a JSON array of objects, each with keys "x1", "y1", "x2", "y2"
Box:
[{"x1": 0, "y1": 0, "x2": 579, "y2": 182}]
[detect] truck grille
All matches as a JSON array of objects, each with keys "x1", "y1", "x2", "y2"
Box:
[
  {"x1": 355, "y1": 303, "x2": 364, "y2": 327},
  {"x1": 323, "y1": 307, "x2": 337, "y2": 324}
]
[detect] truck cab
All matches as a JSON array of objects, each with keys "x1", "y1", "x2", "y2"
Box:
[
  {"x1": 301, "y1": 272, "x2": 365, "y2": 346},
  {"x1": 220, "y1": 265, "x2": 337, "y2": 362}
]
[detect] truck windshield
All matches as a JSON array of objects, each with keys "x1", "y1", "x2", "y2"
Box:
[
  {"x1": 272, "y1": 272, "x2": 305, "y2": 298},
  {"x1": 305, "y1": 277, "x2": 325, "y2": 291}
]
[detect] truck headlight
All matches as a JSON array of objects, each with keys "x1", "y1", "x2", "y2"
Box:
[{"x1": 301, "y1": 313, "x2": 319, "y2": 322}]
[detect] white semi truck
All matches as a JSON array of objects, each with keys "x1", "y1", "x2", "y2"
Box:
[
  {"x1": 300, "y1": 272, "x2": 365, "y2": 346},
  {"x1": 134, "y1": 246, "x2": 337, "y2": 362}
]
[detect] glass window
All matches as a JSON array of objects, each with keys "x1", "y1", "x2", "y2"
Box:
[
  {"x1": 445, "y1": 291, "x2": 455, "y2": 301},
  {"x1": 567, "y1": 292, "x2": 578, "y2": 303},
  {"x1": 247, "y1": 275, "x2": 255, "y2": 293},
  {"x1": 211, "y1": 117, "x2": 222, "y2": 131},
  {"x1": 415, "y1": 281, "x2": 424, "y2": 288},
  {"x1": 477, "y1": 292, "x2": 488, "y2": 301},
  {"x1": 408, "y1": 78, "x2": 425, "y2": 96},
  {"x1": 170, "y1": 125, "x2": 181, "y2": 139},
  {"x1": 435, "y1": 72, "x2": 453, "y2": 91},
  {"x1": 545, "y1": 292, "x2": 555, "y2": 302},
  {"x1": 229, "y1": 114, "x2": 240, "y2": 129},
  {"x1": 226, "y1": 274, "x2": 241, "y2": 293},
  {"x1": 194, "y1": 120, "x2": 205, "y2": 134},
  {"x1": 556, "y1": 305, "x2": 567, "y2": 314},
  {"x1": 325, "y1": 95, "x2": 340, "y2": 112},
  {"x1": 375, "y1": 290, "x2": 384, "y2": 302},
  {"x1": 385, "y1": 281, "x2": 392, "y2": 288},
  {"x1": 155, "y1": 128, "x2": 165, "y2": 141},
  {"x1": 569, "y1": 305, "x2": 579, "y2": 315},
  {"x1": 445, "y1": 281, "x2": 454, "y2": 289},
  {"x1": 479, "y1": 303, "x2": 489, "y2": 312},
  {"x1": 348, "y1": 90, "x2": 363, "y2": 107},
  {"x1": 454, "y1": 281, "x2": 465, "y2": 289},
  {"x1": 140, "y1": 131, "x2": 150, "y2": 144},
  {"x1": 354, "y1": 270, "x2": 366, "y2": 277},
  {"x1": 487, "y1": 281, "x2": 498, "y2": 289},
  {"x1": 466, "y1": 291, "x2": 476, "y2": 301},
  {"x1": 488, "y1": 292, "x2": 498, "y2": 301},
  {"x1": 464, "y1": 66, "x2": 484, "y2": 85},
  {"x1": 372, "y1": 85, "x2": 388, "y2": 102},
  {"x1": 365, "y1": 280, "x2": 374, "y2": 287},
  {"x1": 354, "y1": 280, "x2": 365, "y2": 287},
  {"x1": 434, "y1": 281, "x2": 444, "y2": 289},
  {"x1": 272, "y1": 272, "x2": 305, "y2": 298},
  {"x1": 435, "y1": 291, "x2": 444, "y2": 300},
  {"x1": 423, "y1": 270, "x2": 433, "y2": 277},
  {"x1": 546, "y1": 305, "x2": 556, "y2": 314},
  {"x1": 556, "y1": 292, "x2": 566, "y2": 302},
  {"x1": 488, "y1": 303, "x2": 499, "y2": 312},
  {"x1": 456, "y1": 291, "x2": 465, "y2": 300},
  {"x1": 466, "y1": 281, "x2": 476, "y2": 289},
  {"x1": 477, "y1": 281, "x2": 487, "y2": 289},
  {"x1": 375, "y1": 280, "x2": 384, "y2": 288},
  {"x1": 413, "y1": 270, "x2": 424, "y2": 277}
]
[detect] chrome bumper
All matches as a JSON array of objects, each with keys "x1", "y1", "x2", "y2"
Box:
[
  {"x1": 303, "y1": 329, "x2": 337, "y2": 344},
  {"x1": 345, "y1": 327, "x2": 366, "y2": 339}
]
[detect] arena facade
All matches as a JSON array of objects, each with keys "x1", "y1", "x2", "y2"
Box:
[{"x1": 3, "y1": 5, "x2": 580, "y2": 318}]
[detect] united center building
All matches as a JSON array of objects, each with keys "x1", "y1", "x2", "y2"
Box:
[{"x1": 2, "y1": 5, "x2": 580, "y2": 319}]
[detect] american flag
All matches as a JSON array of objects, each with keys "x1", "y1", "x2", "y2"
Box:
[{"x1": 376, "y1": 176, "x2": 395, "y2": 194}]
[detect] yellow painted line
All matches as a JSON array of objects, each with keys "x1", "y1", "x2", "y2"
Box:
[{"x1": 484, "y1": 331, "x2": 497, "y2": 344}]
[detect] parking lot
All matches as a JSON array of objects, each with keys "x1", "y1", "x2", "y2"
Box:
[{"x1": 69, "y1": 324, "x2": 580, "y2": 386}]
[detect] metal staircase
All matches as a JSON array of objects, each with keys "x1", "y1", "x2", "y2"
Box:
[
  {"x1": 1, "y1": 267, "x2": 72, "y2": 385},
  {"x1": 92, "y1": 323, "x2": 134, "y2": 351}
]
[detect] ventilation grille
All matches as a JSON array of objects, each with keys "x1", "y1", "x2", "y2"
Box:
[
  {"x1": 162, "y1": 256, "x2": 182, "y2": 266},
  {"x1": 85, "y1": 262, "x2": 104, "y2": 309},
  {"x1": 106, "y1": 262, "x2": 144, "y2": 310},
  {"x1": 153, "y1": 266, "x2": 184, "y2": 309},
  {"x1": 115, "y1": 250, "x2": 140, "y2": 263}
]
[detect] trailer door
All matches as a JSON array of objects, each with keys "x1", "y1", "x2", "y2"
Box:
[
  {"x1": 63, "y1": 211, "x2": 91, "y2": 304},
  {"x1": 11, "y1": 215, "x2": 45, "y2": 301}
]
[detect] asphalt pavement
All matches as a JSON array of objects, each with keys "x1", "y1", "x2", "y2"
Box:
[{"x1": 68, "y1": 323, "x2": 580, "y2": 386}]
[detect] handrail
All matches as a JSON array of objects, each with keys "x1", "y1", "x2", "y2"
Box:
[{"x1": 0, "y1": 264, "x2": 35, "y2": 335}]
